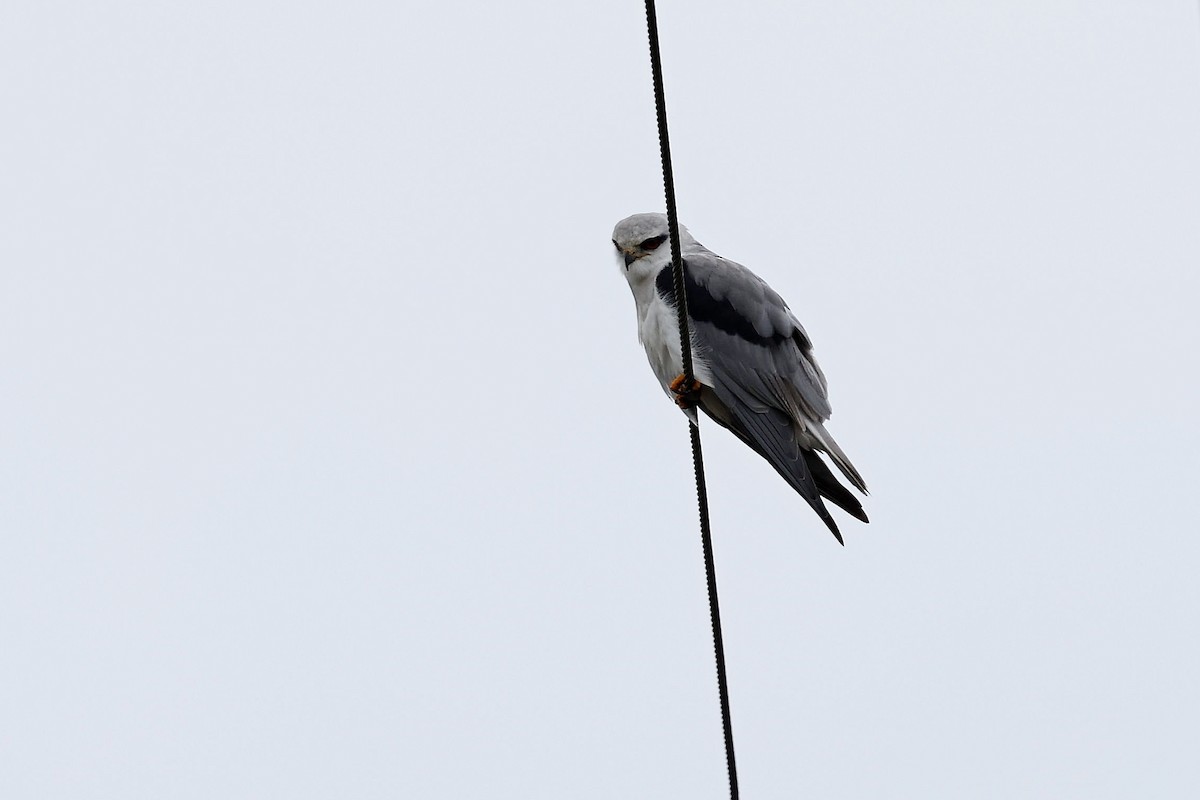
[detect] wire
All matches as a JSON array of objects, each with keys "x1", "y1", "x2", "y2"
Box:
[{"x1": 643, "y1": 2, "x2": 739, "y2": 797}]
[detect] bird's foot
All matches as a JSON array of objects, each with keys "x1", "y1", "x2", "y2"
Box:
[{"x1": 669, "y1": 374, "x2": 703, "y2": 409}]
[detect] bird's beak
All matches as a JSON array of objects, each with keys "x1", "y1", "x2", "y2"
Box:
[{"x1": 623, "y1": 251, "x2": 637, "y2": 268}]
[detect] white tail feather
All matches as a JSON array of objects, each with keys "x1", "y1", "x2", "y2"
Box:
[{"x1": 806, "y1": 421, "x2": 868, "y2": 494}]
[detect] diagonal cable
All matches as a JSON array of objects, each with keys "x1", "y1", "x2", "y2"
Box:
[{"x1": 643, "y1": 2, "x2": 739, "y2": 797}]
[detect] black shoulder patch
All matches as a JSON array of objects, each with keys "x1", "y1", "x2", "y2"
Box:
[{"x1": 655, "y1": 262, "x2": 789, "y2": 346}]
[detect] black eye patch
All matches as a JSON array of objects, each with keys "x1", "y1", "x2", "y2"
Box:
[{"x1": 639, "y1": 234, "x2": 668, "y2": 251}]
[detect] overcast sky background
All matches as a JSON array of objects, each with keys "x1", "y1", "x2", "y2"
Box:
[{"x1": 3, "y1": 1, "x2": 1199, "y2": 798}]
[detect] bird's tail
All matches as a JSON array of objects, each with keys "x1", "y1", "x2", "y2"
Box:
[{"x1": 807, "y1": 421, "x2": 868, "y2": 494}]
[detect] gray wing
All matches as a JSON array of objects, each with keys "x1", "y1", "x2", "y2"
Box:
[
  {"x1": 671, "y1": 248, "x2": 866, "y2": 540},
  {"x1": 681, "y1": 248, "x2": 832, "y2": 426}
]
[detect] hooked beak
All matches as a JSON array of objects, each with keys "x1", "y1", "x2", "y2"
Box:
[{"x1": 623, "y1": 252, "x2": 637, "y2": 268}]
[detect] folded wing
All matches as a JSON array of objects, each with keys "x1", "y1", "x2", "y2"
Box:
[{"x1": 656, "y1": 248, "x2": 867, "y2": 541}]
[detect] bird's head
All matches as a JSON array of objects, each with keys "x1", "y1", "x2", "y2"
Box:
[{"x1": 611, "y1": 213, "x2": 691, "y2": 284}]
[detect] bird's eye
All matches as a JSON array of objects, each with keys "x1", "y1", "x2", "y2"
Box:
[
  {"x1": 612, "y1": 239, "x2": 620, "y2": 250},
  {"x1": 639, "y1": 234, "x2": 668, "y2": 251}
]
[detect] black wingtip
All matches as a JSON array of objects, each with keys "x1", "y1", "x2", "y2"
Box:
[
  {"x1": 821, "y1": 513, "x2": 845, "y2": 545},
  {"x1": 804, "y1": 451, "x2": 869, "y2": 524}
]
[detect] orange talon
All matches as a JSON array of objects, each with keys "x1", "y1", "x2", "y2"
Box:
[{"x1": 669, "y1": 373, "x2": 703, "y2": 408}]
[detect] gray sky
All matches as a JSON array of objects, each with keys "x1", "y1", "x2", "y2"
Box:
[{"x1": 3, "y1": 1, "x2": 1199, "y2": 797}]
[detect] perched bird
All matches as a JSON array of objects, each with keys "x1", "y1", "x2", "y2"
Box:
[{"x1": 612, "y1": 212, "x2": 867, "y2": 543}]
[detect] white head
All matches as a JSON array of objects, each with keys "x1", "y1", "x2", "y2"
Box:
[{"x1": 611, "y1": 213, "x2": 694, "y2": 285}]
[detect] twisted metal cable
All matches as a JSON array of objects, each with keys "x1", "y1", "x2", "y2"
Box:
[{"x1": 643, "y1": 2, "x2": 739, "y2": 797}]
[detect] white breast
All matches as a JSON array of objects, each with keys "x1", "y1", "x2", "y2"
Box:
[{"x1": 636, "y1": 291, "x2": 713, "y2": 395}]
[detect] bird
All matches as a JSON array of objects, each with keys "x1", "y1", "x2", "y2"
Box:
[{"x1": 612, "y1": 212, "x2": 867, "y2": 543}]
